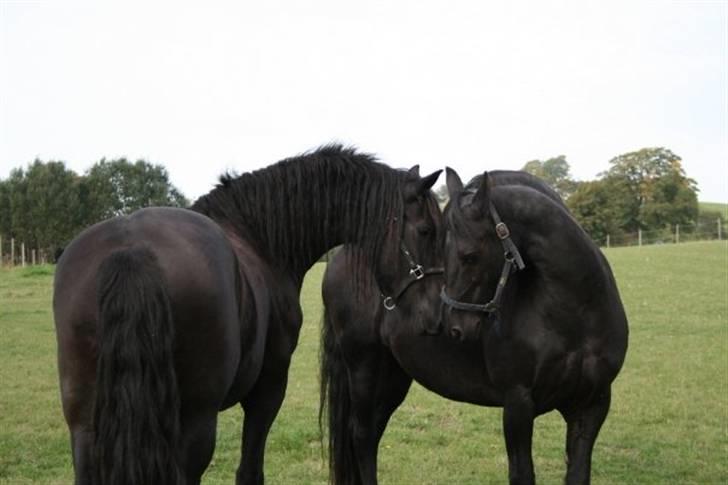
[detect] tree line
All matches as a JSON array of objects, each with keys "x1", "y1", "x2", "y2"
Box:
[
  {"x1": 435, "y1": 147, "x2": 720, "y2": 245},
  {"x1": 0, "y1": 158, "x2": 188, "y2": 258},
  {"x1": 0, "y1": 147, "x2": 721, "y2": 260},
  {"x1": 521, "y1": 147, "x2": 717, "y2": 245}
]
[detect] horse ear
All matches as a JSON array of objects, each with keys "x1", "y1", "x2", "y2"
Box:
[
  {"x1": 408, "y1": 165, "x2": 420, "y2": 177},
  {"x1": 417, "y1": 169, "x2": 442, "y2": 195},
  {"x1": 471, "y1": 171, "x2": 491, "y2": 213},
  {"x1": 445, "y1": 167, "x2": 463, "y2": 197}
]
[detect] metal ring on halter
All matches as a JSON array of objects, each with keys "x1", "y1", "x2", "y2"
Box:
[{"x1": 383, "y1": 296, "x2": 396, "y2": 310}]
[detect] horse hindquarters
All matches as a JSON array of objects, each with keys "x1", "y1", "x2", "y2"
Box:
[{"x1": 92, "y1": 247, "x2": 184, "y2": 485}]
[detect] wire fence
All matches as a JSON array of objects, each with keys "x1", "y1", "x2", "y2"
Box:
[
  {"x1": 0, "y1": 236, "x2": 51, "y2": 267},
  {"x1": 601, "y1": 219, "x2": 723, "y2": 248}
]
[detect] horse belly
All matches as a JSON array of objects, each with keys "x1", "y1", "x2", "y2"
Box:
[{"x1": 390, "y1": 332, "x2": 503, "y2": 406}]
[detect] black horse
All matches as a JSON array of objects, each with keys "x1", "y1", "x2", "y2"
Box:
[
  {"x1": 320, "y1": 168, "x2": 444, "y2": 485},
  {"x1": 52, "y1": 144, "x2": 441, "y2": 485},
  {"x1": 439, "y1": 168, "x2": 629, "y2": 484},
  {"x1": 320, "y1": 170, "x2": 627, "y2": 485}
]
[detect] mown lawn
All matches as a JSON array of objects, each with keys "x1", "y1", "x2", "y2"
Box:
[{"x1": 1, "y1": 241, "x2": 726, "y2": 484}]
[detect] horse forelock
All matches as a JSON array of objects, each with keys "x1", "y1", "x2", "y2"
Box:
[{"x1": 190, "y1": 144, "x2": 405, "y2": 274}]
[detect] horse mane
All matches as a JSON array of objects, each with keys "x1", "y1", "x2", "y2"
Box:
[{"x1": 190, "y1": 144, "x2": 405, "y2": 274}]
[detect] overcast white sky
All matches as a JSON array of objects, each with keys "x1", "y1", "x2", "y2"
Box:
[{"x1": 1, "y1": 0, "x2": 726, "y2": 202}]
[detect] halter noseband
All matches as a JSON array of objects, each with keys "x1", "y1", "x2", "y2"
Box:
[
  {"x1": 382, "y1": 244, "x2": 443, "y2": 311},
  {"x1": 440, "y1": 202, "x2": 525, "y2": 314}
]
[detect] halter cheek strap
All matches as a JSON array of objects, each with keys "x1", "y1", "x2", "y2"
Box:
[
  {"x1": 440, "y1": 202, "x2": 525, "y2": 314},
  {"x1": 382, "y1": 244, "x2": 443, "y2": 311}
]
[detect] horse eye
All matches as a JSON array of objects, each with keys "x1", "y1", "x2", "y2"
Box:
[{"x1": 417, "y1": 225, "x2": 432, "y2": 236}]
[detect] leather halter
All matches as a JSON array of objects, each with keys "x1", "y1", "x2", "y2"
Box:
[
  {"x1": 382, "y1": 244, "x2": 443, "y2": 311},
  {"x1": 440, "y1": 202, "x2": 525, "y2": 314}
]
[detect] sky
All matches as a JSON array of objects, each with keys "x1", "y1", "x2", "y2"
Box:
[{"x1": 1, "y1": 0, "x2": 726, "y2": 202}]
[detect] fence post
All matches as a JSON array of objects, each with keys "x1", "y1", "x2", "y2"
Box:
[
  {"x1": 32, "y1": 249, "x2": 36, "y2": 265},
  {"x1": 719, "y1": 218, "x2": 722, "y2": 241},
  {"x1": 675, "y1": 224, "x2": 680, "y2": 244},
  {"x1": 11, "y1": 238, "x2": 15, "y2": 266},
  {"x1": 21, "y1": 243, "x2": 26, "y2": 267},
  {"x1": 638, "y1": 229, "x2": 642, "y2": 247},
  {"x1": 606, "y1": 234, "x2": 610, "y2": 248}
]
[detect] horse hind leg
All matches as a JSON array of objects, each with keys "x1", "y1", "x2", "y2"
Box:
[
  {"x1": 179, "y1": 411, "x2": 219, "y2": 485},
  {"x1": 502, "y1": 386, "x2": 536, "y2": 485},
  {"x1": 69, "y1": 426, "x2": 94, "y2": 485},
  {"x1": 57, "y1": 339, "x2": 97, "y2": 484},
  {"x1": 235, "y1": 354, "x2": 292, "y2": 485},
  {"x1": 560, "y1": 387, "x2": 611, "y2": 485}
]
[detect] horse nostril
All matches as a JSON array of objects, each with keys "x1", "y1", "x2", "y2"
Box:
[{"x1": 449, "y1": 326, "x2": 463, "y2": 340}]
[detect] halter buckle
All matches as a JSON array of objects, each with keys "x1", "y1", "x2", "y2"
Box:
[
  {"x1": 495, "y1": 222, "x2": 510, "y2": 240},
  {"x1": 383, "y1": 296, "x2": 396, "y2": 311},
  {"x1": 410, "y1": 264, "x2": 425, "y2": 280}
]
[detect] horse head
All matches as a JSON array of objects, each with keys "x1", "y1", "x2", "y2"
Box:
[
  {"x1": 439, "y1": 167, "x2": 527, "y2": 341},
  {"x1": 374, "y1": 165, "x2": 444, "y2": 333}
]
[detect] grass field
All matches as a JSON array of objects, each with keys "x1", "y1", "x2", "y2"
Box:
[
  {"x1": 699, "y1": 201, "x2": 728, "y2": 219},
  {"x1": 1, "y1": 241, "x2": 726, "y2": 484}
]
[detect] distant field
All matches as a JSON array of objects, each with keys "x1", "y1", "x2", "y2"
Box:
[
  {"x1": 699, "y1": 201, "x2": 728, "y2": 218},
  {"x1": 1, "y1": 241, "x2": 726, "y2": 484}
]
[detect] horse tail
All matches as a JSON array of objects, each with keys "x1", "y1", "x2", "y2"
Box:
[
  {"x1": 94, "y1": 246, "x2": 183, "y2": 485},
  {"x1": 319, "y1": 303, "x2": 360, "y2": 485}
]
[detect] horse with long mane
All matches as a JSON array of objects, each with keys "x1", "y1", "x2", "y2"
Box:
[
  {"x1": 52, "y1": 144, "x2": 441, "y2": 485},
  {"x1": 439, "y1": 168, "x2": 628, "y2": 484},
  {"x1": 320, "y1": 167, "x2": 444, "y2": 485},
  {"x1": 320, "y1": 169, "x2": 627, "y2": 485}
]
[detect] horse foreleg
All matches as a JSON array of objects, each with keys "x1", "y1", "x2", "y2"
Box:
[
  {"x1": 347, "y1": 349, "x2": 412, "y2": 485},
  {"x1": 502, "y1": 386, "x2": 536, "y2": 485},
  {"x1": 561, "y1": 387, "x2": 611, "y2": 485}
]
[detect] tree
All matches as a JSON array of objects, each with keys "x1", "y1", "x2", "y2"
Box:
[
  {"x1": 7, "y1": 167, "x2": 30, "y2": 244},
  {"x1": 0, "y1": 160, "x2": 82, "y2": 253},
  {"x1": 605, "y1": 147, "x2": 698, "y2": 230},
  {"x1": 521, "y1": 155, "x2": 576, "y2": 199},
  {"x1": 24, "y1": 160, "x2": 82, "y2": 252},
  {"x1": 568, "y1": 178, "x2": 635, "y2": 244},
  {"x1": 0, "y1": 179, "x2": 10, "y2": 238},
  {"x1": 83, "y1": 158, "x2": 189, "y2": 220},
  {"x1": 0, "y1": 158, "x2": 189, "y2": 257}
]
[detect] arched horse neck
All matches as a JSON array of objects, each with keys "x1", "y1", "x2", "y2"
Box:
[
  {"x1": 190, "y1": 145, "x2": 405, "y2": 280},
  {"x1": 486, "y1": 185, "x2": 605, "y2": 306}
]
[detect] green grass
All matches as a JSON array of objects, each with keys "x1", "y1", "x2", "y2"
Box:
[
  {"x1": 1, "y1": 241, "x2": 726, "y2": 484},
  {"x1": 700, "y1": 201, "x2": 728, "y2": 219}
]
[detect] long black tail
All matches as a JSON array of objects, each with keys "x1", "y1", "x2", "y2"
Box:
[
  {"x1": 94, "y1": 247, "x2": 183, "y2": 485},
  {"x1": 319, "y1": 303, "x2": 361, "y2": 485}
]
